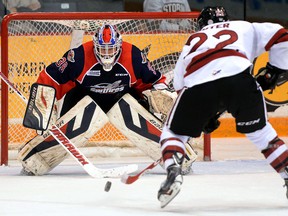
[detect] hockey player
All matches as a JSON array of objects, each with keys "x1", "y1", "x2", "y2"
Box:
[
  {"x1": 157, "y1": 6, "x2": 288, "y2": 208},
  {"x1": 18, "y1": 24, "x2": 197, "y2": 176}
]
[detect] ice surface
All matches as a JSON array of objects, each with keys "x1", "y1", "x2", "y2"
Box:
[
  {"x1": 1, "y1": 137, "x2": 288, "y2": 215},
  {"x1": 0, "y1": 158, "x2": 288, "y2": 216}
]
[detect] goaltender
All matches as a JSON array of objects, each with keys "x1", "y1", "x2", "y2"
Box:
[{"x1": 18, "y1": 24, "x2": 197, "y2": 176}]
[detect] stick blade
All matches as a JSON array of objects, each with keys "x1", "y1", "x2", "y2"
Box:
[
  {"x1": 101, "y1": 164, "x2": 138, "y2": 178},
  {"x1": 121, "y1": 159, "x2": 162, "y2": 184},
  {"x1": 121, "y1": 172, "x2": 139, "y2": 184}
]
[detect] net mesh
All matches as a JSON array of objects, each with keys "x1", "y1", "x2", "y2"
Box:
[{"x1": 2, "y1": 13, "x2": 202, "y2": 153}]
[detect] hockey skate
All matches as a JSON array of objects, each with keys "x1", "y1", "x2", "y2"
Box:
[{"x1": 158, "y1": 153, "x2": 183, "y2": 208}]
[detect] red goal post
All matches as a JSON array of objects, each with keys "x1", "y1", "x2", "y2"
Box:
[{"x1": 1, "y1": 11, "x2": 211, "y2": 165}]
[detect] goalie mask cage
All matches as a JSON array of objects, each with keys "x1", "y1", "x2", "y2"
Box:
[{"x1": 1, "y1": 12, "x2": 210, "y2": 165}]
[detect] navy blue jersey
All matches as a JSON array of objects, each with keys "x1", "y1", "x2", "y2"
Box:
[{"x1": 37, "y1": 41, "x2": 166, "y2": 112}]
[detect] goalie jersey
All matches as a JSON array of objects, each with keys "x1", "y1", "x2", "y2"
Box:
[{"x1": 36, "y1": 41, "x2": 166, "y2": 113}]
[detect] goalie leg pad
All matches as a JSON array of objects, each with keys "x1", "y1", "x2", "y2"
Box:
[
  {"x1": 182, "y1": 141, "x2": 198, "y2": 174},
  {"x1": 108, "y1": 94, "x2": 198, "y2": 171},
  {"x1": 18, "y1": 139, "x2": 68, "y2": 175},
  {"x1": 18, "y1": 96, "x2": 109, "y2": 175},
  {"x1": 107, "y1": 94, "x2": 162, "y2": 162}
]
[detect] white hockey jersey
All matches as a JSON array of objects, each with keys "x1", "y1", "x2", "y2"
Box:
[{"x1": 173, "y1": 20, "x2": 288, "y2": 91}]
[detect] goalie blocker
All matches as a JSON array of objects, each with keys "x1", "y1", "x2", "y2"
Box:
[{"x1": 23, "y1": 83, "x2": 56, "y2": 131}]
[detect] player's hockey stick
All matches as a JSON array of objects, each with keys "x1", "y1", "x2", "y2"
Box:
[
  {"x1": 0, "y1": 71, "x2": 138, "y2": 178},
  {"x1": 121, "y1": 141, "x2": 198, "y2": 184},
  {"x1": 121, "y1": 158, "x2": 162, "y2": 184}
]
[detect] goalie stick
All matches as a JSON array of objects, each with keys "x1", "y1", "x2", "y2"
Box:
[{"x1": 0, "y1": 71, "x2": 138, "y2": 178}]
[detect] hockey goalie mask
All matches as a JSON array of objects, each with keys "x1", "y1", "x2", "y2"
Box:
[
  {"x1": 197, "y1": 6, "x2": 229, "y2": 30},
  {"x1": 93, "y1": 24, "x2": 122, "y2": 71}
]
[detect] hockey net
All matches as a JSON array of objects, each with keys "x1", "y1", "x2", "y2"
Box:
[{"x1": 0, "y1": 12, "x2": 205, "y2": 164}]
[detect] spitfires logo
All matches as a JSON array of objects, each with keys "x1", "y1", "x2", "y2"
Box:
[{"x1": 90, "y1": 80, "x2": 125, "y2": 94}]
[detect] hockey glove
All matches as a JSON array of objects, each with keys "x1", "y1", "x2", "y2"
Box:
[
  {"x1": 142, "y1": 88, "x2": 177, "y2": 123},
  {"x1": 203, "y1": 117, "x2": 220, "y2": 134},
  {"x1": 256, "y1": 63, "x2": 288, "y2": 92}
]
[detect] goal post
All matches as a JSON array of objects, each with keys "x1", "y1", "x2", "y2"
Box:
[{"x1": 1, "y1": 11, "x2": 210, "y2": 165}]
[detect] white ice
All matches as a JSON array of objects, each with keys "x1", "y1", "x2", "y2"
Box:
[{"x1": 1, "y1": 138, "x2": 288, "y2": 216}]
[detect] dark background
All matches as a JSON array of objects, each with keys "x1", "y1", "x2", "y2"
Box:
[{"x1": 1, "y1": 0, "x2": 287, "y2": 28}]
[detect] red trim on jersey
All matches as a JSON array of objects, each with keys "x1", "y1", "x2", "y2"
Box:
[
  {"x1": 133, "y1": 80, "x2": 153, "y2": 93},
  {"x1": 118, "y1": 42, "x2": 136, "y2": 83},
  {"x1": 37, "y1": 70, "x2": 76, "y2": 100},
  {"x1": 265, "y1": 28, "x2": 288, "y2": 51},
  {"x1": 76, "y1": 41, "x2": 98, "y2": 83},
  {"x1": 184, "y1": 49, "x2": 248, "y2": 77}
]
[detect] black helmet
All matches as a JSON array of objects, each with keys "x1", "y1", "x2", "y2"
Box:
[{"x1": 197, "y1": 6, "x2": 229, "y2": 30}]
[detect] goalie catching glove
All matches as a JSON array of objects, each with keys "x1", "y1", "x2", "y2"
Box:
[
  {"x1": 142, "y1": 88, "x2": 177, "y2": 122},
  {"x1": 256, "y1": 62, "x2": 288, "y2": 92}
]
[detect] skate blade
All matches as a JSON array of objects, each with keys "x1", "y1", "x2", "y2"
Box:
[{"x1": 159, "y1": 181, "x2": 181, "y2": 208}]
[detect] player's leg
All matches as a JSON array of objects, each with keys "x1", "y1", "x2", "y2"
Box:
[
  {"x1": 18, "y1": 96, "x2": 109, "y2": 175},
  {"x1": 245, "y1": 124, "x2": 288, "y2": 198},
  {"x1": 157, "y1": 125, "x2": 186, "y2": 208},
  {"x1": 228, "y1": 70, "x2": 288, "y2": 199},
  {"x1": 143, "y1": 88, "x2": 199, "y2": 173},
  {"x1": 158, "y1": 85, "x2": 219, "y2": 208}
]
